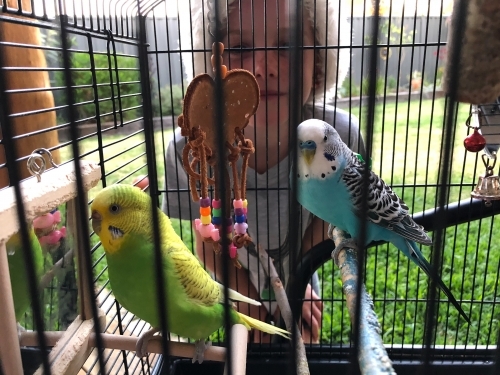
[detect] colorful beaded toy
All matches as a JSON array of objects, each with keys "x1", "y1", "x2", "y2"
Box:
[
  {"x1": 179, "y1": 42, "x2": 260, "y2": 268},
  {"x1": 33, "y1": 207, "x2": 66, "y2": 248}
]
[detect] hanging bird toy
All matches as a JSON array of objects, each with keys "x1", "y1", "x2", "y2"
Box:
[
  {"x1": 464, "y1": 109, "x2": 500, "y2": 206},
  {"x1": 177, "y1": 42, "x2": 260, "y2": 268}
]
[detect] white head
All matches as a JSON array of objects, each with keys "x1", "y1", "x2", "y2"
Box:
[{"x1": 297, "y1": 119, "x2": 350, "y2": 180}]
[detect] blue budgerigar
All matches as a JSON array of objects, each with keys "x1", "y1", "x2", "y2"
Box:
[{"x1": 296, "y1": 119, "x2": 469, "y2": 323}]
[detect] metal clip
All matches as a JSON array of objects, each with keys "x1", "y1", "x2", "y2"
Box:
[{"x1": 27, "y1": 148, "x2": 59, "y2": 182}]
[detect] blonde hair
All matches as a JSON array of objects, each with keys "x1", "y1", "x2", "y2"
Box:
[{"x1": 187, "y1": 0, "x2": 350, "y2": 102}]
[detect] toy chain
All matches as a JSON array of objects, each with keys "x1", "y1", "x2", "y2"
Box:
[{"x1": 178, "y1": 42, "x2": 260, "y2": 268}]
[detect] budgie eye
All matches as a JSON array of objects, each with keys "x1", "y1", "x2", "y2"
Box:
[
  {"x1": 110, "y1": 204, "x2": 120, "y2": 214},
  {"x1": 323, "y1": 135, "x2": 327, "y2": 141}
]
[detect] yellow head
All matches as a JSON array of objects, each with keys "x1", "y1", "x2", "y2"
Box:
[{"x1": 91, "y1": 184, "x2": 154, "y2": 255}]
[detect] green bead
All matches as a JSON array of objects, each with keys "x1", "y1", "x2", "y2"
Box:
[{"x1": 212, "y1": 207, "x2": 222, "y2": 217}]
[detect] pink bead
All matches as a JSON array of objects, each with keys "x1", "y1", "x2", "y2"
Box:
[
  {"x1": 242, "y1": 208, "x2": 247, "y2": 215},
  {"x1": 52, "y1": 211, "x2": 61, "y2": 224},
  {"x1": 40, "y1": 230, "x2": 63, "y2": 245},
  {"x1": 226, "y1": 225, "x2": 233, "y2": 233},
  {"x1": 234, "y1": 222, "x2": 248, "y2": 235},
  {"x1": 210, "y1": 228, "x2": 220, "y2": 241},
  {"x1": 212, "y1": 199, "x2": 221, "y2": 209},
  {"x1": 233, "y1": 199, "x2": 243, "y2": 209},
  {"x1": 33, "y1": 213, "x2": 54, "y2": 229},
  {"x1": 52, "y1": 231, "x2": 64, "y2": 243},
  {"x1": 60, "y1": 226, "x2": 66, "y2": 238},
  {"x1": 194, "y1": 219, "x2": 202, "y2": 230},
  {"x1": 229, "y1": 244, "x2": 238, "y2": 259},
  {"x1": 199, "y1": 223, "x2": 215, "y2": 238}
]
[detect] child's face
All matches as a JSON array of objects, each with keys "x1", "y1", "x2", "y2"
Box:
[{"x1": 225, "y1": 0, "x2": 315, "y2": 135}]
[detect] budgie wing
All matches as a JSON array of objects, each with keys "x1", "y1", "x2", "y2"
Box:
[
  {"x1": 343, "y1": 161, "x2": 432, "y2": 245},
  {"x1": 168, "y1": 244, "x2": 261, "y2": 307},
  {"x1": 168, "y1": 244, "x2": 221, "y2": 307}
]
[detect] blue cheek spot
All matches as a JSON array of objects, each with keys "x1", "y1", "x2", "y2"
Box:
[{"x1": 324, "y1": 152, "x2": 335, "y2": 161}]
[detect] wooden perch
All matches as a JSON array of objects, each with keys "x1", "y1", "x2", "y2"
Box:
[
  {"x1": 20, "y1": 328, "x2": 230, "y2": 363},
  {"x1": 39, "y1": 249, "x2": 74, "y2": 290},
  {"x1": 443, "y1": 0, "x2": 500, "y2": 104},
  {"x1": 0, "y1": 161, "x2": 101, "y2": 243},
  {"x1": 328, "y1": 226, "x2": 396, "y2": 375},
  {"x1": 257, "y1": 245, "x2": 310, "y2": 375}
]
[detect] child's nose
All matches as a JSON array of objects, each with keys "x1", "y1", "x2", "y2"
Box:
[{"x1": 254, "y1": 50, "x2": 279, "y2": 79}]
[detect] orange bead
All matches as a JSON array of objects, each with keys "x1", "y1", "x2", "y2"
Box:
[{"x1": 200, "y1": 206, "x2": 211, "y2": 216}]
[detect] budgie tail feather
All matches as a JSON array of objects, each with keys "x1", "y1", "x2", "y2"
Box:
[
  {"x1": 235, "y1": 312, "x2": 291, "y2": 339},
  {"x1": 406, "y1": 240, "x2": 470, "y2": 323}
]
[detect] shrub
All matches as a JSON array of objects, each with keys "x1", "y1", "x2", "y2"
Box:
[
  {"x1": 151, "y1": 83, "x2": 184, "y2": 117},
  {"x1": 53, "y1": 52, "x2": 142, "y2": 124}
]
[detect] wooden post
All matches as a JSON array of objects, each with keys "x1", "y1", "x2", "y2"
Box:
[
  {"x1": 33, "y1": 311, "x2": 106, "y2": 375},
  {"x1": 0, "y1": 242, "x2": 24, "y2": 375},
  {"x1": 223, "y1": 324, "x2": 248, "y2": 375},
  {"x1": 67, "y1": 196, "x2": 94, "y2": 320},
  {"x1": 0, "y1": 161, "x2": 100, "y2": 375}
]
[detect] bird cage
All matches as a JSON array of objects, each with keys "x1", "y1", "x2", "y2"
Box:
[{"x1": 0, "y1": 1, "x2": 499, "y2": 375}]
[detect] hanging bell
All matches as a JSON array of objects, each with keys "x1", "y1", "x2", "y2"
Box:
[{"x1": 471, "y1": 153, "x2": 500, "y2": 206}]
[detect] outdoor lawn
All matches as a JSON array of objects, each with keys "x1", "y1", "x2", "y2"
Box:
[{"x1": 59, "y1": 97, "x2": 499, "y2": 347}]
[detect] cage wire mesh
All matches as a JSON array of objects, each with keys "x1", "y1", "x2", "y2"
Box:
[{"x1": 0, "y1": 0, "x2": 499, "y2": 374}]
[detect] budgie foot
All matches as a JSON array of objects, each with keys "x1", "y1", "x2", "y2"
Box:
[
  {"x1": 192, "y1": 339, "x2": 211, "y2": 364},
  {"x1": 332, "y1": 238, "x2": 359, "y2": 266},
  {"x1": 135, "y1": 327, "x2": 160, "y2": 357}
]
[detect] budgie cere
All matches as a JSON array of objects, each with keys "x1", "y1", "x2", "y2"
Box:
[
  {"x1": 296, "y1": 119, "x2": 469, "y2": 323},
  {"x1": 91, "y1": 184, "x2": 290, "y2": 362}
]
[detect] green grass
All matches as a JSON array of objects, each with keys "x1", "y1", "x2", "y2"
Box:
[{"x1": 58, "y1": 97, "x2": 499, "y2": 347}]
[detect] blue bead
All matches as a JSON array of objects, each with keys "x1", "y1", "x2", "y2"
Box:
[
  {"x1": 212, "y1": 216, "x2": 222, "y2": 225},
  {"x1": 235, "y1": 214, "x2": 246, "y2": 223}
]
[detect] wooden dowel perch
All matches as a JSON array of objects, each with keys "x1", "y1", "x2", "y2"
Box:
[
  {"x1": 328, "y1": 226, "x2": 396, "y2": 375},
  {"x1": 443, "y1": 0, "x2": 500, "y2": 104},
  {"x1": 39, "y1": 249, "x2": 74, "y2": 290},
  {"x1": 20, "y1": 330, "x2": 229, "y2": 363},
  {"x1": 258, "y1": 245, "x2": 310, "y2": 375}
]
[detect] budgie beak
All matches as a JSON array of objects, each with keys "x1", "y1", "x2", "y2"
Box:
[
  {"x1": 299, "y1": 140, "x2": 317, "y2": 166},
  {"x1": 91, "y1": 210, "x2": 102, "y2": 235}
]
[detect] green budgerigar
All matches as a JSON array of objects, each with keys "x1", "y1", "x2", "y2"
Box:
[
  {"x1": 91, "y1": 184, "x2": 290, "y2": 362},
  {"x1": 6, "y1": 227, "x2": 44, "y2": 322}
]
